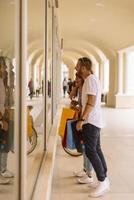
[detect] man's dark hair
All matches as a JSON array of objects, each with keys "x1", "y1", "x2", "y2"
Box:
[{"x1": 79, "y1": 57, "x2": 93, "y2": 74}]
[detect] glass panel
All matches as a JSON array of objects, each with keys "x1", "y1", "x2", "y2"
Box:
[
  {"x1": 0, "y1": 0, "x2": 17, "y2": 199},
  {"x1": 46, "y1": 0, "x2": 53, "y2": 139},
  {"x1": 27, "y1": 0, "x2": 45, "y2": 199}
]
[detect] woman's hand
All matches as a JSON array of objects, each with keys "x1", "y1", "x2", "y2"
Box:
[{"x1": 76, "y1": 120, "x2": 84, "y2": 131}]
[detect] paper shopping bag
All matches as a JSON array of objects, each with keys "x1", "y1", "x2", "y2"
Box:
[{"x1": 58, "y1": 107, "x2": 75, "y2": 137}]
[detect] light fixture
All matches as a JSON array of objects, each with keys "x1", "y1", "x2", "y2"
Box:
[
  {"x1": 90, "y1": 18, "x2": 96, "y2": 22},
  {"x1": 96, "y1": 3, "x2": 104, "y2": 7}
]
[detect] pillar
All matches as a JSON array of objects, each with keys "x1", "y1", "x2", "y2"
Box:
[
  {"x1": 123, "y1": 52, "x2": 129, "y2": 94},
  {"x1": 116, "y1": 52, "x2": 123, "y2": 94}
]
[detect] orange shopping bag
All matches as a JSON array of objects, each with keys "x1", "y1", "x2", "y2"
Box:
[
  {"x1": 58, "y1": 107, "x2": 75, "y2": 138},
  {"x1": 27, "y1": 109, "x2": 33, "y2": 137}
]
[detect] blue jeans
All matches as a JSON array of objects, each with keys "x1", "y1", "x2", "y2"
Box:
[
  {"x1": 82, "y1": 123, "x2": 107, "y2": 181},
  {"x1": 82, "y1": 145, "x2": 93, "y2": 175}
]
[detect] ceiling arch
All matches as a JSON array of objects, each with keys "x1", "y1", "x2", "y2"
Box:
[
  {"x1": 64, "y1": 47, "x2": 101, "y2": 63},
  {"x1": 28, "y1": 39, "x2": 43, "y2": 55},
  {"x1": 62, "y1": 55, "x2": 76, "y2": 67},
  {"x1": 34, "y1": 54, "x2": 44, "y2": 69},
  {"x1": 28, "y1": 49, "x2": 43, "y2": 66},
  {"x1": 63, "y1": 50, "x2": 99, "y2": 67},
  {"x1": 63, "y1": 39, "x2": 108, "y2": 62}
]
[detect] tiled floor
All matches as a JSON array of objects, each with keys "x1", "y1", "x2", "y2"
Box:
[{"x1": 51, "y1": 106, "x2": 134, "y2": 200}]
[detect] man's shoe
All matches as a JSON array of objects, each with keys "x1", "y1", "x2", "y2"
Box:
[
  {"x1": 1, "y1": 170, "x2": 14, "y2": 178},
  {"x1": 0, "y1": 176, "x2": 12, "y2": 185},
  {"x1": 73, "y1": 169, "x2": 86, "y2": 178},
  {"x1": 105, "y1": 177, "x2": 110, "y2": 187},
  {"x1": 77, "y1": 175, "x2": 93, "y2": 184},
  {"x1": 88, "y1": 177, "x2": 110, "y2": 189},
  {"x1": 89, "y1": 179, "x2": 110, "y2": 198}
]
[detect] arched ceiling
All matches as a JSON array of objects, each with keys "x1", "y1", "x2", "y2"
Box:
[
  {"x1": 63, "y1": 40, "x2": 108, "y2": 62},
  {"x1": 63, "y1": 49, "x2": 98, "y2": 68},
  {"x1": 28, "y1": 49, "x2": 43, "y2": 65},
  {"x1": 63, "y1": 55, "x2": 76, "y2": 68},
  {"x1": 58, "y1": 0, "x2": 134, "y2": 61},
  {"x1": 1, "y1": 0, "x2": 134, "y2": 65},
  {"x1": 64, "y1": 48, "x2": 101, "y2": 62}
]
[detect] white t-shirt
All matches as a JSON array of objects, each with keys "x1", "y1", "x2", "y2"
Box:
[{"x1": 82, "y1": 74, "x2": 104, "y2": 128}]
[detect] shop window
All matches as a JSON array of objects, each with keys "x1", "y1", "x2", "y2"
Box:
[
  {"x1": 0, "y1": 1, "x2": 18, "y2": 199},
  {"x1": 46, "y1": 0, "x2": 53, "y2": 139},
  {"x1": 27, "y1": 0, "x2": 45, "y2": 199}
]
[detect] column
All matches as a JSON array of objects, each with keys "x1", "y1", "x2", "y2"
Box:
[
  {"x1": 103, "y1": 59, "x2": 109, "y2": 93},
  {"x1": 116, "y1": 52, "x2": 123, "y2": 95},
  {"x1": 106, "y1": 57, "x2": 117, "y2": 107},
  {"x1": 99, "y1": 61, "x2": 104, "y2": 92},
  {"x1": 93, "y1": 62, "x2": 99, "y2": 77},
  {"x1": 123, "y1": 52, "x2": 129, "y2": 94}
]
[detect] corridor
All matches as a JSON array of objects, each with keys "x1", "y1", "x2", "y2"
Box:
[{"x1": 1, "y1": 0, "x2": 134, "y2": 200}]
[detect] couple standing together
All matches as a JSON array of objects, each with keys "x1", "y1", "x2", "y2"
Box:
[{"x1": 71, "y1": 57, "x2": 110, "y2": 197}]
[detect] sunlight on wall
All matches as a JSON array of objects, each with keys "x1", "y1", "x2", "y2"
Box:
[{"x1": 127, "y1": 51, "x2": 134, "y2": 94}]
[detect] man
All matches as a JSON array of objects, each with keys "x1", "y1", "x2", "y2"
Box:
[
  {"x1": 63, "y1": 78, "x2": 68, "y2": 97},
  {"x1": 28, "y1": 78, "x2": 34, "y2": 99},
  {"x1": 35, "y1": 80, "x2": 40, "y2": 97},
  {"x1": 76, "y1": 58, "x2": 109, "y2": 197},
  {"x1": 67, "y1": 78, "x2": 73, "y2": 94},
  {"x1": 70, "y1": 58, "x2": 93, "y2": 184}
]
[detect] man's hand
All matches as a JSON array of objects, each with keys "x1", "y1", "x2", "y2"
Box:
[{"x1": 76, "y1": 120, "x2": 84, "y2": 131}]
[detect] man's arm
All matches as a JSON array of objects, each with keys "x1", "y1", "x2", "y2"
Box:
[
  {"x1": 81, "y1": 94, "x2": 96, "y2": 120},
  {"x1": 76, "y1": 94, "x2": 96, "y2": 131}
]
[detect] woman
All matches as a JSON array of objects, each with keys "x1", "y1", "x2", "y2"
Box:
[{"x1": 70, "y1": 59, "x2": 93, "y2": 184}]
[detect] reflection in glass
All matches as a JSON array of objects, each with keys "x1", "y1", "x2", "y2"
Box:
[
  {"x1": 46, "y1": 0, "x2": 53, "y2": 138},
  {"x1": 0, "y1": 1, "x2": 16, "y2": 199},
  {"x1": 27, "y1": 0, "x2": 45, "y2": 199}
]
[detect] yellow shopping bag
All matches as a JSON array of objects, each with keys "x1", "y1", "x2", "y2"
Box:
[
  {"x1": 27, "y1": 110, "x2": 33, "y2": 138},
  {"x1": 58, "y1": 107, "x2": 75, "y2": 137}
]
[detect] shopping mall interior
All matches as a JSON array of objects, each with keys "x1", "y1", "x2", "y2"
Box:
[{"x1": 0, "y1": 0, "x2": 134, "y2": 200}]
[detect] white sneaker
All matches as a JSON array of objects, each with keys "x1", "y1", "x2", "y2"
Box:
[
  {"x1": 0, "y1": 175, "x2": 12, "y2": 185},
  {"x1": 1, "y1": 170, "x2": 14, "y2": 178},
  {"x1": 73, "y1": 169, "x2": 86, "y2": 177},
  {"x1": 88, "y1": 177, "x2": 110, "y2": 189},
  {"x1": 89, "y1": 179, "x2": 110, "y2": 198},
  {"x1": 105, "y1": 177, "x2": 110, "y2": 187},
  {"x1": 77, "y1": 175, "x2": 93, "y2": 184}
]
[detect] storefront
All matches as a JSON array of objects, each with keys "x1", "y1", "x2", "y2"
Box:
[{"x1": 0, "y1": 0, "x2": 61, "y2": 200}]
